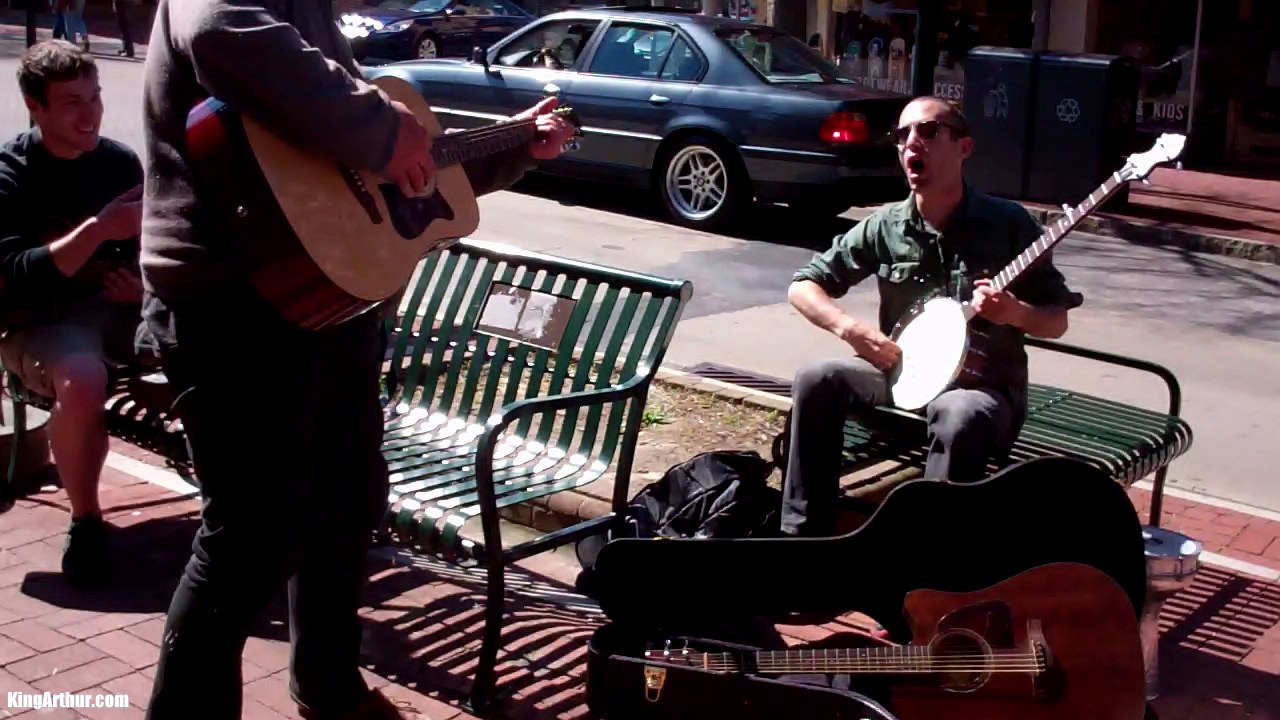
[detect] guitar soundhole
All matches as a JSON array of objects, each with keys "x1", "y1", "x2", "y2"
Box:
[
  {"x1": 929, "y1": 629, "x2": 993, "y2": 693},
  {"x1": 378, "y1": 183, "x2": 455, "y2": 239}
]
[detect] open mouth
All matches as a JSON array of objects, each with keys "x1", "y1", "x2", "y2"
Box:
[{"x1": 908, "y1": 157, "x2": 925, "y2": 174}]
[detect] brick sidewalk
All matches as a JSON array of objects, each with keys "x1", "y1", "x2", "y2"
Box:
[{"x1": 2, "y1": 446, "x2": 1278, "y2": 719}]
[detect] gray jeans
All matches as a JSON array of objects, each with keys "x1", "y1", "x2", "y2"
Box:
[{"x1": 780, "y1": 357, "x2": 1019, "y2": 537}]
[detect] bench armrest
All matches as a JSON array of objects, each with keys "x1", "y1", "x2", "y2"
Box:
[
  {"x1": 474, "y1": 372, "x2": 652, "y2": 461},
  {"x1": 464, "y1": 371, "x2": 653, "y2": 552},
  {"x1": 1025, "y1": 337, "x2": 1183, "y2": 418}
]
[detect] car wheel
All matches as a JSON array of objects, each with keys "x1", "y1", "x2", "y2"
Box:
[
  {"x1": 415, "y1": 33, "x2": 440, "y2": 59},
  {"x1": 656, "y1": 134, "x2": 749, "y2": 232}
]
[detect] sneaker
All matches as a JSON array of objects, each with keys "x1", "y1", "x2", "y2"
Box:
[
  {"x1": 62, "y1": 514, "x2": 110, "y2": 588},
  {"x1": 298, "y1": 689, "x2": 424, "y2": 720}
]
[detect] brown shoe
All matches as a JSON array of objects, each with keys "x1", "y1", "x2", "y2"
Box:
[{"x1": 298, "y1": 688, "x2": 425, "y2": 720}]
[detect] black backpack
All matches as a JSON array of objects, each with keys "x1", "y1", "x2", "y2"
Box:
[
  {"x1": 575, "y1": 450, "x2": 782, "y2": 592},
  {"x1": 628, "y1": 449, "x2": 782, "y2": 540}
]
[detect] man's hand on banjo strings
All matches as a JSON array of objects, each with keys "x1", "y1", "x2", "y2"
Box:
[
  {"x1": 839, "y1": 319, "x2": 902, "y2": 372},
  {"x1": 972, "y1": 278, "x2": 1029, "y2": 328}
]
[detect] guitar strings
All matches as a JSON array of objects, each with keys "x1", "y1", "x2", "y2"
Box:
[
  {"x1": 692, "y1": 659, "x2": 1046, "y2": 673},
  {"x1": 433, "y1": 118, "x2": 539, "y2": 154},
  {"x1": 647, "y1": 653, "x2": 1048, "y2": 674}
]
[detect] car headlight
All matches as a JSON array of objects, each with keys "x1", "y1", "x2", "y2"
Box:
[
  {"x1": 338, "y1": 14, "x2": 384, "y2": 38},
  {"x1": 377, "y1": 19, "x2": 414, "y2": 33}
]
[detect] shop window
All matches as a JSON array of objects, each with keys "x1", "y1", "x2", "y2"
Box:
[{"x1": 828, "y1": 1, "x2": 1032, "y2": 99}]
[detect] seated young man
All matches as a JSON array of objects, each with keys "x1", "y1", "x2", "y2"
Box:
[
  {"x1": 781, "y1": 97, "x2": 1083, "y2": 537},
  {"x1": 0, "y1": 40, "x2": 152, "y2": 586}
]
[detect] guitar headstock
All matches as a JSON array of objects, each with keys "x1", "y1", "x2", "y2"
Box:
[
  {"x1": 1119, "y1": 132, "x2": 1186, "y2": 183},
  {"x1": 551, "y1": 105, "x2": 584, "y2": 152},
  {"x1": 642, "y1": 639, "x2": 698, "y2": 666}
]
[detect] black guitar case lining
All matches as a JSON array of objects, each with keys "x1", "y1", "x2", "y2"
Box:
[{"x1": 582, "y1": 456, "x2": 1150, "y2": 720}]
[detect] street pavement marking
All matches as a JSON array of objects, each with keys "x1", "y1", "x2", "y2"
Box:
[
  {"x1": 1134, "y1": 478, "x2": 1280, "y2": 523},
  {"x1": 104, "y1": 451, "x2": 199, "y2": 496},
  {"x1": 105, "y1": 451, "x2": 1280, "y2": 580},
  {"x1": 1196, "y1": 550, "x2": 1280, "y2": 582}
]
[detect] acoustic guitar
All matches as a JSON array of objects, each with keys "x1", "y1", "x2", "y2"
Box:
[
  {"x1": 886, "y1": 132, "x2": 1186, "y2": 410},
  {"x1": 184, "y1": 75, "x2": 581, "y2": 331},
  {"x1": 643, "y1": 562, "x2": 1147, "y2": 720},
  {"x1": 583, "y1": 457, "x2": 1152, "y2": 720}
]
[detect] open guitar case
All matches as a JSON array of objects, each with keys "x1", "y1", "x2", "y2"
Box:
[{"x1": 580, "y1": 456, "x2": 1151, "y2": 720}]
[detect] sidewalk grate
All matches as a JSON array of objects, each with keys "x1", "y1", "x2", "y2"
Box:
[{"x1": 683, "y1": 362, "x2": 794, "y2": 397}]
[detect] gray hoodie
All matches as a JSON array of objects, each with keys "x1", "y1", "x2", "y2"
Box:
[{"x1": 139, "y1": 0, "x2": 533, "y2": 303}]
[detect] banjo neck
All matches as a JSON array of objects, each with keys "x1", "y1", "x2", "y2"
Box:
[{"x1": 988, "y1": 172, "x2": 1129, "y2": 295}]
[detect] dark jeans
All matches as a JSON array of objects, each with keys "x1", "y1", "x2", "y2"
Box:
[
  {"x1": 140, "y1": 287, "x2": 389, "y2": 720},
  {"x1": 780, "y1": 357, "x2": 1018, "y2": 537}
]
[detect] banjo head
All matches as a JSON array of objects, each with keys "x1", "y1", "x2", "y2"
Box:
[{"x1": 889, "y1": 297, "x2": 970, "y2": 410}]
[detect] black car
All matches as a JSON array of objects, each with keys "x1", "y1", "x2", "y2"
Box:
[
  {"x1": 364, "y1": 7, "x2": 910, "y2": 230},
  {"x1": 340, "y1": 0, "x2": 534, "y2": 62}
]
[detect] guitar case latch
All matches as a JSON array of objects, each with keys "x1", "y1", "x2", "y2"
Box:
[{"x1": 643, "y1": 665, "x2": 666, "y2": 703}]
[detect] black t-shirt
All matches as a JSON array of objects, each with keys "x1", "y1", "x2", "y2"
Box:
[{"x1": 0, "y1": 128, "x2": 143, "y2": 323}]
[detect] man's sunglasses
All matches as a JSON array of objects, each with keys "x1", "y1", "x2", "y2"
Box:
[{"x1": 889, "y1": 119, "x2": 965, "y2": 145}]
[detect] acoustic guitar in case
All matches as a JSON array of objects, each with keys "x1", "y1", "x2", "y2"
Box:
[
  {"x1": 184, "y1": 74, "x2": 581, "y2": 331},
  {"x1": 583, "y1": 456, "x2": 1153, "y2": 720}
]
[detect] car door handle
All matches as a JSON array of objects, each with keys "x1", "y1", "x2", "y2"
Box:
[
  {"x1": 544, "y1": 82, "x2": 561, "y2": 95},
  {"x1": 649, "y1": 94, "x2": 671, "y2": 105}
]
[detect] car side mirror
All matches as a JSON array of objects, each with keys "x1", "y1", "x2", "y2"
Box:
[{"x1": 471, "y1": 46, "x2": 492, "y2": 72}]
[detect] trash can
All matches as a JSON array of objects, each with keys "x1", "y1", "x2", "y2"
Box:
[
  {"x1": 1025, "y1": 52, "x2": 1140, "y2": 207},
  {"x1": 1141, "y1": 525, "x2": 1202, "y2": 701},
  {"x1": 961, "y1": 46, "x2": 1039, "y2": 199}
]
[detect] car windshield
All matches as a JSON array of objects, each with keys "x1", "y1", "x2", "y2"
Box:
[
  {"x1": 717, "y1": 27, "x2": 850, "y2": 84},
  {"x1": 373, "y1": 0, "x2": 451, "y2": 12}
]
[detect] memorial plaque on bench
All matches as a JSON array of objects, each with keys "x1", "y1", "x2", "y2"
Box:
[{"x1": 475, "y1": 282, "x2": 577, "y2": 352}]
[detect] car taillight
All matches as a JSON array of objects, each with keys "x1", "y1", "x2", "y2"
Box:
[{"x1": 819, "y1": 112, "x2": 870, "y2": 144}]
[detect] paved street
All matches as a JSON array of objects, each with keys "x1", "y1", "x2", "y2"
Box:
[{"x1": 1, "y1": 47, "x2": 1277, "y2": 513}]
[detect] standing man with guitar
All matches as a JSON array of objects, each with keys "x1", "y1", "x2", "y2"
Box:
[
  {"x1": 781, "y1": 96, "x2": 1083, "y2": 537},
  {"x1": 137, "y1": 0, "x2": 576, "y2": 717}
]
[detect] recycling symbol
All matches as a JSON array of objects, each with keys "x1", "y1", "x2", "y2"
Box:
[{"x1": 1056, "y1": 98, "x2": 1081, "y2": 123}]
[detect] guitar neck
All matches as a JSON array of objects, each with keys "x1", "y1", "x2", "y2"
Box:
[
  {"x1": 991, "y1": 172, "x2": 1128, "y2": 293},
  {"x1": 431, "y1": 118, "x2": 539, "y2": 168},
  {"x1": 684, "y1": 646, "x2": 1035, "y2": 674}
]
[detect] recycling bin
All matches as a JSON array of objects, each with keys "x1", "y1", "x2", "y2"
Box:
[
  {"x1": 961, "y1": 46, "x2": 1040, "y2": 199},
  {"x1": 1025, "y1": 52, "x2": 1140, "y2": 207},
  {"x1": 1140, "y1": 525, "x2": 1202, "y2": 700}
]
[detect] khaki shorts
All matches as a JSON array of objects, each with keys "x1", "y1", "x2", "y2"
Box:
[{"x1": 0, "y1": 302, "x2": 149, "y2": 398}]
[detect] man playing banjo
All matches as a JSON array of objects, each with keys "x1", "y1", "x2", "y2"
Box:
[{"x1": 781, "y1": 96, "x2": 1083, "y2": 538}]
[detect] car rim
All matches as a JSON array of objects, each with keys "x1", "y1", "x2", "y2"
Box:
[
  {"x1": 418, "y1": 37, "x2": 438, "y2": 58},
  {"x1": 666, "y1": 145, "x2": 727, "y2": 222}
]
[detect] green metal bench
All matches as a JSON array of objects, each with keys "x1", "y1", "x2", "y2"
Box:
[
  {"x1": 773, "y1": 338, "x2": 1192, "y2": 527},
  {"x1": 377, "y1": 238, "x2": 691, "y2": 713}
]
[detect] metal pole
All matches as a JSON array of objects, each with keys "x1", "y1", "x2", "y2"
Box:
[
  {"x1": 1184, "y1": 0, "x2": 1204, "y2": 164},
  {"x1": 1031, "y1": 0, "x2": 1051, "y2": 52},
  {"x1": 26, "y1": 0, "x2": 38, "y2": 47},
  {"x1": 911, "y1": 0, "x2": 941, "y2": 97}
]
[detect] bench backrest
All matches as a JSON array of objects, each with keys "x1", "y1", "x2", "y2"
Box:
[{"x1": 384, "y1": 238, "x2": 692, "y2": 466}]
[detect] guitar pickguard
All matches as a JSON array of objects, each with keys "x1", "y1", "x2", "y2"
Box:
[{"x1": 378, "y1": 183, "x2": 456, "y2": 239}]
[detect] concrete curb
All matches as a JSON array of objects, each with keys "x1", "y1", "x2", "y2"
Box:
[
  {"x1": 1030, "y1": 207, "x2": 1280, "y2": 267},
  {"x1": 501, "y1": 369, "x2": 793, "y2": 534}
]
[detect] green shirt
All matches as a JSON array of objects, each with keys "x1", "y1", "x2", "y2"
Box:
[{"x1": 793, "y1": 184, "x2": 1083, "y2": 410}]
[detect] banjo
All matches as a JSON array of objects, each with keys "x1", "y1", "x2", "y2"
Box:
[{"x1": 887, "y1": 132, "x2": 1187, "y2": 411}]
